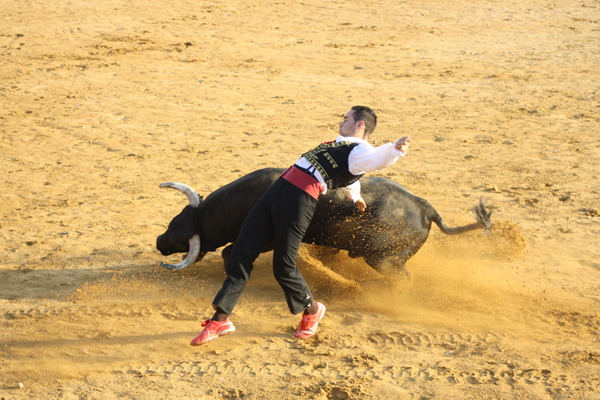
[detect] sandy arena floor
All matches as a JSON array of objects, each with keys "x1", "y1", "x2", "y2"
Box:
[{"x1": 1, "y1": 0, "x2": 599, "y2": 398}]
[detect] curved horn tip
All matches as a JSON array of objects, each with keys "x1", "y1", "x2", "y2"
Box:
[
  {"x1": 160, "y1": 261, "x2": 175, "y2": 270},
  {"x1": 158, "y1": 235, "x2": 201, "y2": 271},
  {"x1": 160, "y1": 261, "x2": 184, "y2": 271}
]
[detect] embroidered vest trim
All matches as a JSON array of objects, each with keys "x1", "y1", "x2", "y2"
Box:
[{"x1": 302, "y1": 141, "x2": 364, "y2": 189}]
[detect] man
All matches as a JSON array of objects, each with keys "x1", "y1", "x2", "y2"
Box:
[{"x1": 191, "y1": 106, "x2": 411, "y2": 345}]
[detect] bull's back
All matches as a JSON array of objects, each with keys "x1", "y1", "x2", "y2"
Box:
[
  {"x1": 199, "y1": 168, "x2": 284, "y2": 246},
  {"x1": 201, "y1": 168, "x2": 435, "y2": 255}
]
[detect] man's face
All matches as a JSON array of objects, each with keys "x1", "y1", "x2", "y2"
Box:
[{"x1": 339, "y1": 110, "x2": 358, "y2": 137}]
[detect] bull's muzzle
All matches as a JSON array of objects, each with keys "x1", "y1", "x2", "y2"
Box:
[{"x1": 159, "y1": 235, "x2": 201, "y2": 271}]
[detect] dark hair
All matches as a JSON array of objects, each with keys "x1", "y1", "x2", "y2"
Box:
[{"x1": 351, "y1": 106, "x2": 377, "y2": 137}]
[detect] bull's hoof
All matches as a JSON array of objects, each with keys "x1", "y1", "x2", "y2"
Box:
[
  {"x1": 396, "y1": 266, "x2": 413, "y2": 281},
  {"x1": 376, "y1": 265, "x2": 412, "y2": 282}
]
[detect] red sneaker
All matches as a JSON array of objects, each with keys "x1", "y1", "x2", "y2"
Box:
[
  {"x1": 190, "y1": 318, "x2": 235, "y2": 346},
  {"x1": 295, "y1": 302, "x2": 326, "y2": 339}
]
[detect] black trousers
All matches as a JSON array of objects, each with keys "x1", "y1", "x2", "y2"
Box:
[{"x1": 213, "y1": 178, "x2": 318, "y2": 315}]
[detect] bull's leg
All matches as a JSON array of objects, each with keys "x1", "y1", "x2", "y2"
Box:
[
  {"x1": 364, "y1": 231, "x2": 429, "y2": 279},
  {"x1": 221, "y1": 244, "x2": 234, "y2": 270},
  {"x1": 364, "y1": 253, "x2": 412, "y2": 280},
  {"x1": 364, "y1": 241, "x2": 427, "y2": 280}
]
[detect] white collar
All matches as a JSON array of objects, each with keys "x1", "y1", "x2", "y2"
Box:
[{"x1": 335, "y1": 135, "x2": 369, "y2": 144}]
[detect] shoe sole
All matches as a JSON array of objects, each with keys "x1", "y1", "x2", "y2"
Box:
[
  {"x1": 295, "y1": 303, "x2": 326, "y2": 339},
  {"x1": 190, "y1": 327, "x2": 235, "y2": 346}
]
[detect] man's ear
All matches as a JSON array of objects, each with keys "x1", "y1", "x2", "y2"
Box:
[{"x1": 355, "y1": 120, "x2": 366, "y2": 132}]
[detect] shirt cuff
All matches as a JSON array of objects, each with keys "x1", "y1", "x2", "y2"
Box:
[{"x1": 341, "y1": 182, "x2": 361, "y2": 202}]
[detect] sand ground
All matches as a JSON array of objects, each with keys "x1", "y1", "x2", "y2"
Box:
[{"x1": 1, "y1": 0, "x2": 599, "y2": 398}]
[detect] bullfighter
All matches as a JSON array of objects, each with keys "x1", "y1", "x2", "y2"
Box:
[{"x1": 191, "y1": 105, "x2": 411, "y2": 345}]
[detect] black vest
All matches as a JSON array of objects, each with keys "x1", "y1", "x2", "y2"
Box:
[{"x1": 302, "y1": 141, "x2": 364, "y2": 189}]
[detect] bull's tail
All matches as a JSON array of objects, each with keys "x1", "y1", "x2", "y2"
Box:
[{"x1": 432, "y1": 197, "x2": 492, "y2": 235}]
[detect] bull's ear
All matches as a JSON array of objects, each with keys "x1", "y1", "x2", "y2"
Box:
[{"x1": 198, "y1": 195, "x2": 204, "y2": 202}]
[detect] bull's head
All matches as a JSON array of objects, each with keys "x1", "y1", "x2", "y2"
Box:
[{"x1": 156, "y1": 182, "x2": 206, "y2": 270}]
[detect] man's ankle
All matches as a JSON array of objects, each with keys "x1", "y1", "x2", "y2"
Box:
[
  {"x1": 303, "y1": 303, "x2": 318, "y2": 315},
  {"x1": 212, "y1": 306, "x2": 229, "y2": 322}
]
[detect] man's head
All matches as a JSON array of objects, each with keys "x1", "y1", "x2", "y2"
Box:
[{"x1": 339, "y1": 106, "x2": 377, "y2": 140}]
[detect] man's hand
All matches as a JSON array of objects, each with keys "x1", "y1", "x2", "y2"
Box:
[
  {"x1": 356, "y1": 197, "x2": 367, "y2": 212},
  {"x1": 395, "y1": 136, "x2": 411, "y2": 154}
]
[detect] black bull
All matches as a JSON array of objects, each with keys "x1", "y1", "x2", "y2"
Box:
[{"x1": 156, "y1": 168, "x2": 491, "y2": 275}]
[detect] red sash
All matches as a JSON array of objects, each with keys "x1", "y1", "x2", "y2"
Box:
[{"x1": 280, "y1": 166, "x2": 321, "y2": 200}]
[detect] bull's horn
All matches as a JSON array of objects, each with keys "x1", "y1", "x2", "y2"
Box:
[
  {"x1": 160, "y1": 182, "x2": 200, "y2": 208},
  {"x1": 159, "y1": 235, "x2": 201, "y2": 271}
]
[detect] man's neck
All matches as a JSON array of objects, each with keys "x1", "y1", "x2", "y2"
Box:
[
  {"x1": 338, "y1": 134, "x2": 368, "y2": 143},
  {"x1": 341, "y1": 131, "x2": 367, "y2": 140}
]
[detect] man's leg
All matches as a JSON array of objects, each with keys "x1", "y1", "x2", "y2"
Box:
[
  {"x1": 270, "y1": 181, "x2": 318, "y2": 315},
  {"x1": 269, "y1": 181, "x2": 326, "y2": 339},
  {"x1": 191, "y1": 186, "x2": 279, "y2": 346},
  {"x1": 212, "y1": 198, "x2": 275, "y2": 316}
]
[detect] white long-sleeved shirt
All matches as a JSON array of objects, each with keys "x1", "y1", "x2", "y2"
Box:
[{"x1": 294, "y1": 135, "x2": 405, "y2": 201}]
